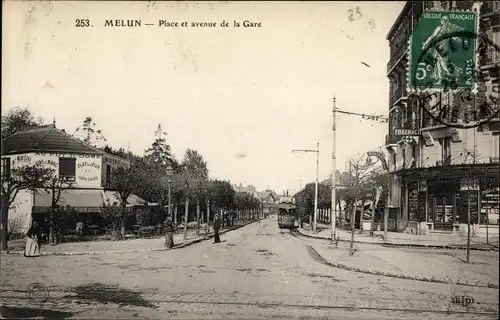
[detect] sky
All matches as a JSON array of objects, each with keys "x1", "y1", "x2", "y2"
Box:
[{"x1": 2, "y1": 1, "x2": 405, "y2": 194}]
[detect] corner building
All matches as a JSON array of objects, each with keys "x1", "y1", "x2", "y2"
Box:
[{"x1": 385, "y1": 1, "x2": 499, "y2": 234}]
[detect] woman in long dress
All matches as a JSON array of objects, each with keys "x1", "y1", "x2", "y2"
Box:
[{"x1": 25, "y1": 221, "x2": 42, "y2": 257}]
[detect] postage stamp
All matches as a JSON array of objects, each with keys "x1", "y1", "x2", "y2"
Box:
[{"x1": 408, "y1": 9, "x2": 499, "y2": 129}]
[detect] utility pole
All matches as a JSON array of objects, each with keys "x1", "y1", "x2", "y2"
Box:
[
  {"x1": 331, "y1": 96, "x2": 337, "y2": 242},
  {"x1": 292, "y1": 144, "x2": 320, "y2": 232},
  {"x1": 315, "y1": 142, "x2": 319, "y2": 232},
  {"x1": 466, "y1": 130, "x2": 477, "y2": 263},
  {"x1": 331, "y1": 105, "x2": 389, "y2": 242}
]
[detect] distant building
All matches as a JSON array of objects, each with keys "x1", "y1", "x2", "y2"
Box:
[
  {"x1": 1, "y1": 124, "x2": 152, "y2": 233},
  {"x1": 385, "y1": 1, "x2": 499, "y2": 233}
]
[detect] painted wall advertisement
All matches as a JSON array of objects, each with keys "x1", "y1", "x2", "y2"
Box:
[{"x1": 10, "y1": 152, "x2": 102, "y2": 188}]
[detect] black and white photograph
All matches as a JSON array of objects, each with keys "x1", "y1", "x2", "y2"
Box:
[{"x1": 1, "y1": 1, "x2": 499, "y2": 319}]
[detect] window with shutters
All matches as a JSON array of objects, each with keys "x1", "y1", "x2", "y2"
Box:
[{"x1": 59, "y1": 157, "x2": 76, "y2": 182}]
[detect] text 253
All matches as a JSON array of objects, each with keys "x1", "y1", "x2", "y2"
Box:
[{"x1": 76, "y1": 19, "x2": 91, "y2": 27}]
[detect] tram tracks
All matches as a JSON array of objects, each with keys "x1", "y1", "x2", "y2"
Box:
[{"x1": 1, "y1": 289, "x2": 498, "y2": 316}]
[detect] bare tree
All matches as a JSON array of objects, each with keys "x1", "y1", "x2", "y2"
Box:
[{"x1": 343, "y1": 155, "x2": 376, "y2": 256}]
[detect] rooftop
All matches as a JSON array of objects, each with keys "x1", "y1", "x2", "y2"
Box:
[{"x1": 1, "y1": 124, "x2": 103, "y2": 155}]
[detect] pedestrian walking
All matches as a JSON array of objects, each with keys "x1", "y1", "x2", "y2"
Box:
[
  {"x1": 213, "y1": 213, "x2": 221, "y2": 244},
  {"x1": 164, "y1": 216, "x2": 174, "y2": 249},
  {"x1": 25, "y1": 220, "x2": 42, "y2": 257}
]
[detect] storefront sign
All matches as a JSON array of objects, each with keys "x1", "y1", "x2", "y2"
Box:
[
  {"x1": 408, "y1": 187, "x2": 418, "y2": 221},
  {"x1": 394, "y1": 128, "x2": 420, "y2": 136},
  {"x1": 35, "y1": 152, "x2": 100, "y2": 159},
  {"x1": 366, "y1": 151, "x2": 388, "y2": 171},
  {"x1": 458, "y1": 190, "x2": 479, "y2": 224}
]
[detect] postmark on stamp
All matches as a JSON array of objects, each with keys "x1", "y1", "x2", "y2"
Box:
[
  {"x1": 408, "y1": 10, "x2": 499, "y2": 129},
  {"x1": 26, "y1": 282, "x2": 49, "y2": 304}
]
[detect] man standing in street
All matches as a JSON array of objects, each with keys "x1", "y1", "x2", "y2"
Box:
[
  {"x1": 213, "y1": 213, "x2": 221, "y2": 244},
  {"x1": 164, "y1": 216, "x2": 174, "y2": 249}
]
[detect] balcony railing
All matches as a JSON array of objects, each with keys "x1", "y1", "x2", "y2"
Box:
[
  {"x1": 482, "y1": 47, "x2": 499, "y2": 67},
  {"x1": 390, "y1": 85, "x2": 407, "y2": 106},
  {"x1": 387, "y1": 46, "x2": 408, "y2": 75},
  {"x1": 491, "y1": 157, "x2": 500, "y2": 164},
  {"x1": 456, "y1": 1, "x2": 475, "y2": 11},
  {"x1": 482, "y1": 1, "x2": 500, "y2": 15}
]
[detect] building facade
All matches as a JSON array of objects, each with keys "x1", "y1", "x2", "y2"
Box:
[
  {"x1": 385, "y1": 1, "x2": 499, "y2": 233},
  {"x1": 1, "y1": 124, "x2": 146, "y2": 233}
]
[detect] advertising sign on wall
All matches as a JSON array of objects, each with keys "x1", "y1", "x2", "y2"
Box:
[{"x1": 10, "y1": 152, "x2": 102, "y2": 188}]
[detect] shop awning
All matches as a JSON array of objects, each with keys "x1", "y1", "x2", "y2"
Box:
[
  {"x1": 33, "y1": 189, "x2": 105, "y2": 213},
  {"x1": 32, "y1": 189, "x2": 157, "y2": 213},
  {"x1": 102, "y1": 190, "x2": 158, "y2": 207}
]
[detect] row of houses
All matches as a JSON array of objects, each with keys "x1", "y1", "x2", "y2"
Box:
[
  {"x1": 233, "y1": 183, "x2": 281, "y2": 215},
  {"x1": 1, "y1": 123, "x2": 153, "y2": 233}
]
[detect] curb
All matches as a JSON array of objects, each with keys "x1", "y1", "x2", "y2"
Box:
[
  {"x1": 296, "y1": 228, "x2": 499, "y2": 252},
  {"x1": 307, "y1": 245, "x2": 499, "y2": 289},
  {"x1": 1, "y1": 219, "x2": 263, "y2": 256}
]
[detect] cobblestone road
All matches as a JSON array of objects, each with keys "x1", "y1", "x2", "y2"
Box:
[{"x1": 1, "y1": 218, "x2": 498, "y2": 319}]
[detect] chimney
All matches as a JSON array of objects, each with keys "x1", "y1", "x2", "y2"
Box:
[{"x1": 53, "y1": 116, "x2": 56, "y2": 127}]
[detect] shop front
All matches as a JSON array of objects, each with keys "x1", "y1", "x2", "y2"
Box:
[{"x1": 399, "y1": 164, "x2": 499, "y2": 234}]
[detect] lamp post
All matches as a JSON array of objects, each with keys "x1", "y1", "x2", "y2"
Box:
[
  {"x1": 293, "y1": 142, "x2": 319, "y2": 232},
  {"x1": 166, "y1": 165, "x2": 173, "y2": 219}
]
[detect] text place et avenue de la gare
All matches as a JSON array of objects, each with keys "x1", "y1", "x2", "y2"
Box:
[{"x1": 76, "y1": 19, "x2": 263, "y2": 28}]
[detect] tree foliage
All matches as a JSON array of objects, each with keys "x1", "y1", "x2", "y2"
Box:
[
  {"x1": 75, "y1": 116, "x2": 106, "y2": 147},
  {"x1": 1, "y1": 107, "x2": 43, "y2": 139},
  {"x1": 1, "y1": 162, "x2": 55, "y2": 250},
  {"x1": 144, "y1": 124, "x2": 175, "y2": 168}
]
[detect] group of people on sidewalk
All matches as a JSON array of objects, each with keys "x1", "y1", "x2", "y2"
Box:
[{"x1": 24, "y1": 211, "x2": 232, "y2": 257}]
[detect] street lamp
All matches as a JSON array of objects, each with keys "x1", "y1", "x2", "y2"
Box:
[
  {"x1": 166, "y1": 165, "x2": 173, "y2": 219},
  {"x1": 293, "y1": 142, "x2": 319, "y2": 232}
]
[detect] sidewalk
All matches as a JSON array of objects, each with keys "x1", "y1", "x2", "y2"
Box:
[
  {"x1": 299, "y1": 222, "x2": 499, "y2": 251},
  {"x1": 310, "y1": 243, "x2": 499, "y2": 289},
  {"x1": 2, "y1": 219, "x2": 261, "y2": 256}
]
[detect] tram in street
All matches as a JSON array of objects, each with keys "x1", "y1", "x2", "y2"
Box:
[{"x1": 277, "y1": 196, "x2": 297, "y2": 229}]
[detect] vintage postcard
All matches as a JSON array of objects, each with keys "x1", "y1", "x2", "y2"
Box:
[{"x1": 1, "y1": 1, "x2": 498, "y2": 319}]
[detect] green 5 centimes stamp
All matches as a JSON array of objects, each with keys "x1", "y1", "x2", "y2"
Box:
[{"x1": 409, "y1": 11, "x2": 478, "y2": 91}]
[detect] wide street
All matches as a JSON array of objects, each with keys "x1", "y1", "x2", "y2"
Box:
[{"x1": 1, "y1": 217, "x2": 498, "y2": 320}]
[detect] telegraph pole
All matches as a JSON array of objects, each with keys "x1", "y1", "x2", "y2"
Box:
[
  {"x1": 292, "y1": 145, "x2": 320, "y2": 232},
  {"x1": 331, "y1": 97, "x2": 337, "y2": 242},
  {"x1": 315, "y1": 142, "x2": 319, "y2": 232},
  {"x1": 331, "y1": 103, "x2": 389, "y2": 240}
]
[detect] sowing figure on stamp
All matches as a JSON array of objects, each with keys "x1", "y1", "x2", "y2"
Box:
[{"x1": 422, "y1": 16, "x2": 468, "y2": 86}]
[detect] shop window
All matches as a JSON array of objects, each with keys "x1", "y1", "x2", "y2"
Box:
[
  {"x1": 1, "y1": 158, "x2": 11, "y2": 180},
  {"x1": 59, "y1": 157, "x2": 76, "y2": 182}
]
